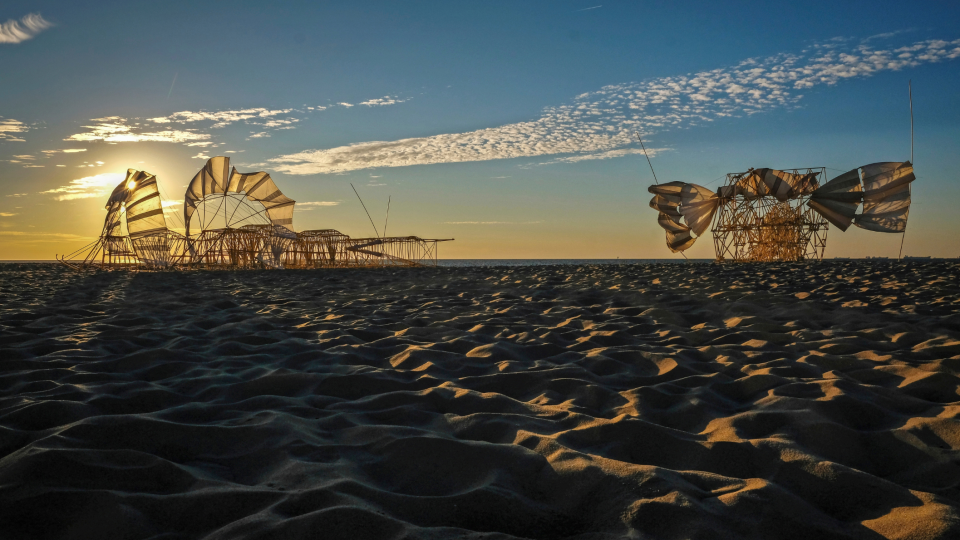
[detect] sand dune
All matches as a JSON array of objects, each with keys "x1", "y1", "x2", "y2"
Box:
[{"x1": 1, "y1": 260, "x2": 959, "y2": 539}]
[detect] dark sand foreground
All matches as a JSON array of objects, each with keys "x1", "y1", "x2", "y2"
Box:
[{"x1": 2, "y1": 261, "x2": 959, "y2": 540}]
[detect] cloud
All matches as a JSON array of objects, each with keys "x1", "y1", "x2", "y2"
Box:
[
  {"x1": 573, "y1": 5, "x2": 602, "y2": 12},
  {"x1": 66, "y1": 117, "x2": 209, "y2": 143},
  {"x1": 42, "y1": 148, "x2": 87, "y2": 154},
  {"x1": 0, "y1": 212, "x2": 16, "y2": 217},
  {"x1": 538, "y1": 147, "x2": 671, "y2": 165},
  {"x1": 338, "y1": 102, "x2": 354, "y2": 108},
  {"x1": 296, "y1": 201, "x2": 341, "y2": 211},
  {"x1": 443, "y1": 221, "x2": 543, "y2": 225},
  {"x1": 359, "y1": 96, "x2": 408, "y2": 107},
  {"x1": 269, "y1": 37, "x2": 960, "y2": 175},
  {"x1": 0, "y1": 13, "x2": 53, "y2": 45},
  {"x1": 40, "y1": 172, "x2": 125, "y2": 201},
  {"x1": 0, "y1": 231, "x2": 95, "y2": 243},
  {"x1": 149, "y1": 108, "x2": 295, "y2": 129},
  {"x1": 247, "y1": 132, "x2": 270, "y2": 139},
  {"x1": 0, "y1": 118, "x2": 29, "y2": 141},
  {"x1": 191, "y1": 152, "x2": 211, "y2": 159},
  {"x1": 6, "y1": 193, "x2": 28, "y2": 197}
]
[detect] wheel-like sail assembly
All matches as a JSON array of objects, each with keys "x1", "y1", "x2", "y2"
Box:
[
  {"x1": 59, "y1": 157, "x2": 452, "y2": 270},
  {"x1": 648, "y1": 162, "x2": 915, "y2": 261}
]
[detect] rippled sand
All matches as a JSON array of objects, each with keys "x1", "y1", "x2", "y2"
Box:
[{"x1": 2, "y1": 261, "x2": 959, "y2": 539}]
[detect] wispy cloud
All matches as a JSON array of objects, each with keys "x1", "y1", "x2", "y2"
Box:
[
  {"x1": 149, "y1": 108, "x2": 295, "y2": 129},
  {"x1": 66, "y1": 117, "x2": 209, "y2": 143},
  {"x1": 573, "y1": 5, "x2": 602, "y2": 12},
  {"x1": 536, "y1": 147, "x2": 670, "y2": 165},
  {"x1": 6, "y1": 193, "x2": 28, "y2": 198},
  {"x1": 359, "y1": 96, "x2": 408, "y2": 107},
  {"x1": 0, "y1": 212, "x2": 17, "y2": 217},
  {"x1": 443, "y1": 220, "x2": 543, "y2": 225},
  {"x1": 0, "y1": 118, "x2": 30, "y2": 141},
  {"x1": 42, "y1": 148, "x2": 87, "y2": 154},
  {"x1": 0, "y1": 13, "x2": 53, "y2": 45},
  {"x1": 296, "y1": 201, "x2": 341, "y2": 211},
  {"x1": 61, "y1": 99, "x2": 404, "y2": 149},
  {"x1": 0, "y1": 231, "x2": 95, "y2": 243},
  {"x1": 269, "y1": 37, "x2": 960, "y2": 175},
  {"x1": 40, "y1": 172, "x2": 125, "y2": 201}
]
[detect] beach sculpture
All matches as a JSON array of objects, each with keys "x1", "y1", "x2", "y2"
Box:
[
  {"x1": 648, "y1": 162, "x2": 916, "y2": 261},
  {"x1": 58, "y1": 157, "x2": 452, "y2": 270}
]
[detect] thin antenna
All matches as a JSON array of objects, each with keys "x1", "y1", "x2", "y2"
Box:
[
  {"x1": 900, "y1": 80, "x2": 913, "y2": 261},
  {"x1": 909, "y1": 80, "x2": 914, "y2": 164},
  {"x1": 383, "y1": 196, "x2": 391, "y2": 238},
  {"x1": 351, "y1": 183, "x2": 381, "y2": 238},
  {"x1": 635, "y1": 131, "x2": 659, "y2": 185}
]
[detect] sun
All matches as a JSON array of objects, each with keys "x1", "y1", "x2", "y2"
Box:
[{"x1": 127, "y1": 180, "x2": 137, "y2": 190}]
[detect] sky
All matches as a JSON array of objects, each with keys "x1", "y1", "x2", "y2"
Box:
[{"x1": 1, "y1": 1, "x2": 959, "y2": 260}]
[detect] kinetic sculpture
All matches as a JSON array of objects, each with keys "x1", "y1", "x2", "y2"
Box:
[
  {"x1": 59, "y1": 157, "x2": 451, "y2": 270},
  {"x1": 648, "y1": 162, "x2": 916, "y2": 261}
]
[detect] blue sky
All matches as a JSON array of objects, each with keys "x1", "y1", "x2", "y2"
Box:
[{"x1": 2, "y1": 1, "x2": 959, "y2": 259}]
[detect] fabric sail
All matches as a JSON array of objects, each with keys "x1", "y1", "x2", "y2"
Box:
[
  {"x1": 648, "y1": 182, "x2": 719, "y2": 253},
  {"x1": 854, "y1": 162, "x2": 915, "y2": 233},
  {"x1": 808, "y1": 168, "x2": 863, "y2": 231},
  {"x1": 807, "y1": 162, "x2": 915, "y2": 233},
  {"x1": 736, "y1": 169, "x2": 811, "y2": 201},
  {"x1": 184, "y1": 157, "x2": 296, "y2": 237},
  {"x1": 103, "y1": 169, "x2": 168, "y2": 238}
]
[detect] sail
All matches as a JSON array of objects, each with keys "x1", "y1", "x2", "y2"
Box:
[
  {"x1": 102, "y1": 169, "x2": 168, "y2": 238},
  {"x1": 649, "y1": 194, "x2": 681, "y2": 219},
  {"x1": 658, "y1": 213, "x2": 695, "y2": 252},
  {"x1": 854, "y1": 183, "x2": 911, "y2": 233},
  {"x1": 227, "y1": 168, "x2": 296, "y2": 232},
  {"x1": 759, "y1": 169, "x2": 805, "y2": 201},
  {"x1": 808, "y1": 168, "x2": 862, "y2": 231},
  {"x1": 860, "y1": 162, "x2": 915, "y2": 198},
  {"x1": 677, "y1": 183, "x2": 720, "y2": 237},
  {"x1": 184, "y1": 157, "x2": 296, "y2": 237},
  {"x1": 648, "y1": 182, "x2": 718, "y2": 252},
  {"x1": 793, "y1": 172, "x2": 821, "y2": 196},
  {"x1": 853, "y1": 162, "x2": 914, "y2": 233},
  {"x1": 648, "y1": 181, "x2": 687, "y2": 201},
  {"x1": 123, "y1": 170, "x2": 167, "y2": 239},
  {"x1": 184, "y1": 157, "x2": 231, "y2": 237}
]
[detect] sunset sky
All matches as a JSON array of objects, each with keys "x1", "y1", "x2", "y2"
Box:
[{"x1": 2, "y1": 1, "x2": 959, "y2": 260}]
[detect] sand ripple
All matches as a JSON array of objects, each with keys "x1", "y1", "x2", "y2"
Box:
[{"x1": 2, "y1": 261, "x2": 959, "y2": 539}]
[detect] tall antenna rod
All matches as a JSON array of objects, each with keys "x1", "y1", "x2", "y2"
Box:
[
  {"x1": 383, "y1": 196, "x2": 391, "y2": 238},
  {"x1": 351, "y1": 183, "x2": 381, "y2": 238},
  {"x1": 635, "y1": 131, "x2": 659, "y2": 185},
  {"x1": 900, "y1": 80, "x2": 913, "y2": 260},
  {"x1": 909, "y1": 80, "x2": 914, "y2": 164}
]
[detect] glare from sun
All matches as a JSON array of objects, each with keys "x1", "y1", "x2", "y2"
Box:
[{"x1": 127, "y1": 180, "x2": 137, "y2": 190}]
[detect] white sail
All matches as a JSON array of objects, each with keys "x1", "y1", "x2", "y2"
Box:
[
  {"x1": 677, "y1": 183, "x2": 720, "y2": 237},
  {"x1": 853, "y1": 162, "x2": 914, "y2": 233},
  {"x1": 648, "y1": 182, "x2": 719, "y2": 252},
  {"x1": 808, "y1": 168, "x2": 862, "y2": 231},
  {"x1": 102, "y1": 169, "x2": 168, "y2": 238},
  {"x1": 854, "y1": 183, "x2": 911, "y2": 233},
  {"x1": 184, "y1": 157, "x2": 296, "y2": 237}
]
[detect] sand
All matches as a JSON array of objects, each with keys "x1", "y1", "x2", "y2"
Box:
[{"x1": 1, "y1": 260, "x2": 959, "y2": 540}]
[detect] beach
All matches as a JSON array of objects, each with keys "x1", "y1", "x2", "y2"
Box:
[{"x1": 1, "y1": 260, "x2": 959, "y2": 539}]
